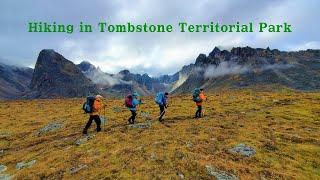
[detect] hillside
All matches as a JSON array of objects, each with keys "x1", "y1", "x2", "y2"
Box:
[
  {"x1": 173, "y1": 47, "x2": 320, "y2": 93},
  {"x1": 0, "y1": 63, "x2": 33, "y2": 99},
  {"x1": 0, "y1": 89, "x2": 319, "y2": 179}
]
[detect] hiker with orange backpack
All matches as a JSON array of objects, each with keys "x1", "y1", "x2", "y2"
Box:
[
  {"x1": 193, "y1": 88, "x2": 206, "y2": 118},
  {"x1": 125, "y1": 92, "x2": 142, "y2": 124},
  {"x1": 82, "y1": 95, "x2": 104, "y2": 135}
]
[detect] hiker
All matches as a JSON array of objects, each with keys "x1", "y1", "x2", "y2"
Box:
[
  {"x1": 125, "y1": 92, "x2": 142, "y2": 124},
  {"x1": 193, "y1": 88, "x2": 206, "y2": 118},
  {"x1": 82, "y1": 95, "x2": 104, "y2": 134},
  {"x1": 155, "y1": 92, "x2": 169, "y2": 121}
]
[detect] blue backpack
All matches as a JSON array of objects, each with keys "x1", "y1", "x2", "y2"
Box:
[
  {"x1": 155, "y1": 92, "x2": 164, "y2": 105},
  {"x1": 82, "y1": 96, "x2": 95, "y2": 113}
]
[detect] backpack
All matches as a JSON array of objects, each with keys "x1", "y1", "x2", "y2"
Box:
[
  {"x1": 82, "y1": 96, "x2": 95, "y2": 113},
  {"x1": 192, "y1": 88, "x2": 202, "y2": 102},
  {"x1": 155, "y1": 92, "x2": 164, "y2": 105},
  {"x1": 125, "y1": 94, "x2": 134, "y2": 108}
]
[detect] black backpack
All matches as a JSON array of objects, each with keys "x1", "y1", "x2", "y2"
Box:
[{"x1": 82, "y1": 96, "x2": 95, "y2": 113}]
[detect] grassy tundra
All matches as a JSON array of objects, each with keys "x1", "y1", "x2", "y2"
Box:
[{"x1": 0, "y1": 89, "x2": 319, "y2": 179}]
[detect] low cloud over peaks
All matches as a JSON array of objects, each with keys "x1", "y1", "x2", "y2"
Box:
[{"x1": 0, "y1": 0, "x2": 319, "y2": 75}]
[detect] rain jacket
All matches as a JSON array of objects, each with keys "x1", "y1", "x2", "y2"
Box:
[
  {"x1": 196, "y1": 92, "x2": 206, "y2": 106},
  {"x1": 129, "y1": 97, "x2": 141, "y2": 111},
  {"x1": 90, "y1": 98, "x2": 103, "y2": 115}
]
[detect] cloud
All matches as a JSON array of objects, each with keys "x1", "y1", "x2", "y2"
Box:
[
  {"x1": 203, "y1": 61, "x2": 294, "y2": 79},
  {"x1": 288, "y1": 41, "x2": 320, "y2": 51},
  {"x1": 204, "y1": 62, "x2": 249, "y2": 78},
  {"x1": 0, "y1": 0, "x2": 319, "y2": 76}
]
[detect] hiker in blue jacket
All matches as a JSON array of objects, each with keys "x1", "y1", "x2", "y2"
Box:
[
  {"x1": 155, "y1": 92, "x2": 169, "y2": 122},
  {"x1": 128, "y1": 92, "x2": 142, "y2": 124}
]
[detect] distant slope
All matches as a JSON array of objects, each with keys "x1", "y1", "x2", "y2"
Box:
[
  {"x1": 172, "y1": 47, "x2": 320, "y2": 93},
  {"x1": 0, "y1": 63, "x2": 33, "y2": 99},
  {"x1": 28, "y1": 49, "x2": 100, "y2": 98},
  {"x1": 77, "y1": 61, "x2": 178, "y2": 97}
]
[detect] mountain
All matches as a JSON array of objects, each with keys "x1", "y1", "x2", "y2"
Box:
[
  {"x1": 77, "y1": 61, "x2": 122, "y2": 87},
  {"x1": 2, "y1": 46, "x2": 320, "y2": 99},
  {"x1": 0, "y1": 63, "x2": 33, "y2": 99},
  {"x1": 28, "y1": 49, "x2": 100, "y2": 98},
  {"x1": 173, "y1": 46, "x2": 320, "y2": 93},
  {"x1": 77, "y1": 61, "x2": 177, "y2": 97}
]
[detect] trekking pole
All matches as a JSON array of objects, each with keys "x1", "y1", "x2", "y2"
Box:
[{"x1": 104, "y1": 105, "x2": 106, "y2": 129}]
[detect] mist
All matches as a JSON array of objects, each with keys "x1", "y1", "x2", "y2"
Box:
[
  {"x1": 204, "y1": 62, "x2": 250, "y2": 79},
  {"x1": 203, "y1": 61, "x2": 294, "y2": 79}
]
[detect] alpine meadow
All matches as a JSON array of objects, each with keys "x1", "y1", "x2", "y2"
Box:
[
  {"x1": 1, "y1": 0, "x2": 320, "y2": 179},
  {"x1": 0, "y1": 89, "x2": 319, "y2": 179}
]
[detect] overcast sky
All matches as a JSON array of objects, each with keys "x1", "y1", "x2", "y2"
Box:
[{"x1": 0, "y1": 0, "x2": 319, "y2": 76}]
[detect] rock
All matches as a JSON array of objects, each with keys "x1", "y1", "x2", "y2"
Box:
[
  {"x1": 75, "y1": 134, "x2": 95, "y2": 146},
  {"x1": 100, "y1": 117, "x2": 108, "y2": 126},
  {"x1": 112, "y1": 107, "x2": 122, "y2": 113},
  {"x1": 177, "y1": 172, "x2": 185, "y2": 179},
  {"x1": 0, "y1": 150, "x2": 3, "y2": 154},
  {"x1": 16, "y1": 160, "x2": 36, "y2": 170},
  {"x1": 153, "y1": 141, "x2": 166, "y2": 148},
  {"x1": 174, "y1": 151, "x2": 185, "y2": 160},
  {"x1": 150, "y1": 153, "x2": 157, "y2": 160},
  {"x1": 127, "y1": 122, "x2": 151, "y2": 129},
  {"x1": 0, "y1": 133, "x2": 10, "y2": 138},
  {"x1": 36, "y1": 122, "x2": 63, "y2": 135},
  {"x1": 70, "y1": 164, "x2": 88, "y2": 174},
  {"x1": 229, "y1": 143, "x2": 256, "y2": 157},
  {"x1": 0, "y1": 165, "x2": 7, "y2": 173},
  {"x1": 140, "y1": 111, "x2": 150, "y2": 117},
  {"x1": 186, "y1": 141, "x2": 193, "y2": 148},
  {"x1": 135, "y1": 146, "x2": 144, "y2": 152},
  {"x1": 0, "y1": 174, "x2": 12, "y2": 180},
  {"x1": 206, "y1": 165, "x2": 238, "y2": 180}
]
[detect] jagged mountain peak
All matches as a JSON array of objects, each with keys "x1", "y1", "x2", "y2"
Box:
[
  {"x1": 173, "y1": 46, "x2": 320, "y2": 93},
  {"x1": 119, "y1": 69, "x2": 131, "y2": 75},
  {"x1": 78, "y1": 61, "x2": 96, "y2": 72},
  {"x1": 28, "y1": 49, "x2": 99, "y2": 98}
]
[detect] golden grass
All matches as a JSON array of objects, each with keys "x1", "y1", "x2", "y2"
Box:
[{"x1": 0, "y1": 89, "x2": 319, "y2": 179}]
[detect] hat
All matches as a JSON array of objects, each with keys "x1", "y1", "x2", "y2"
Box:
[
  {"x1": 132, "y1": 92, "x2": 139, "y2": 97},
  {"x1": 95, "y1": 94, "x2": 103, "y2": 99}
]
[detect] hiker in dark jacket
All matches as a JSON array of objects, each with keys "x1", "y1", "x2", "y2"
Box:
[
  {"x1": 128, "y1": 92, "x2": 142, "y2": 124},
  {"x1": 156, "y1": 92, "x2": 169, "y2": 121},
  {"x1": 83, "y1": 95, "x2": 104, "y2": 135}
]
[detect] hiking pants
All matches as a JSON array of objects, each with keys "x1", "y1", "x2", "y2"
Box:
[
  {"x1": 159, "y1": 105, "x2": 166, "y2": 121},
  {"x1": 83, "y1": 115, "x2": 101, "y2": 133},
  {"x1": 128, "y1": 110, "x2": 137, "y2": 124},
  {"x1": 195, "y1": 105, "x2": 202, "y2": 118}
]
